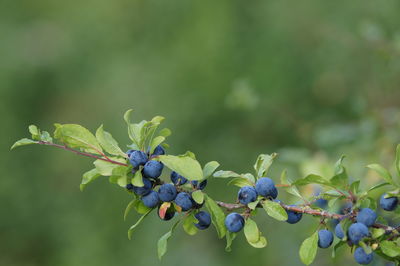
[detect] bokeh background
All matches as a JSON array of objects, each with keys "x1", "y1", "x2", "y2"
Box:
[{"x1": 2, "y1": 0, "x2": 400, "y2": 265}]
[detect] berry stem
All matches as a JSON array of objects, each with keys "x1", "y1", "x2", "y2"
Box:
[{"x1": 37, "y1": 141, "x2": 129, "y2": 166}]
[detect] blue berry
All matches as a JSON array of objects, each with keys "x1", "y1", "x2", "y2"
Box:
[
  {"x1": 141, "y1": 191, "x2": 159, "y2": 208},
  {"x1": 194, "y1": 211, "x2": 211, "y2": 230},
  {"x1": 152, "y1": 145, "x2": 165, "y2": 156},
  {"x1": 174, "y1": 192, "x2": 193, "y2": 211},
  {"x1": 129, "y1": 150, "x2": 148, "y2": 168},
  {"x1": 348, "y1": 223, "x2": 369, "y2": 244},
  {"x1": 380, "y1": 194, "x2": 398, "y2": 211},
  {"x1": 191, "y1": 180, "x2": 207, "y2": 190},
  {"x1": 132, "y1": 178, "x2": 152, "y2": 196},
  {"x1": 356, "y1": 208, "x2": 377, "y2": 227},
  {"x1": 126, "y1": 183, "x2": 134, "y2": 191},
  {"x1": 142, "y1": 160, "x2": 164, "y2": 179},
  {"x1": 335, "y1": 223, "x2": 345, "y2": 239},
  {"x1": 315, "y1": 198, "x2": 328, "y2": 209},
  {"x1": 170, "y1": 171, "x2": 188, "y2": 185},
  {"x1": 238, "y1": 186, "x2": 258, "y2": 205},
  {"x1": 225, "y1": 213, "x2": 245, "y2": 233},
  {"x1": 158, "y1": 184, "x2": 177, "y2": 202},
  {"x1": 255, "y1": 177, "x2": 278, "y2": 199},
  {"x1": 286, "y1": 207, "x2": 302, "y2": 224},
  {"x1": 318, "y1": 229, "x2": 333, "y2": 248},
  {"x1": 354, "y1": 247, "x2": 373, "y2": 265}
]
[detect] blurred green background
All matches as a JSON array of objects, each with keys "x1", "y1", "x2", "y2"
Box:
[{"x1": 2, "y1": 0, "x2": 400, "y2": 265}]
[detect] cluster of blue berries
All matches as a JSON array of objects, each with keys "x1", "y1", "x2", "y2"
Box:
[{"x1": 125, "y1": 146, "x2": 211, "y2": 230}]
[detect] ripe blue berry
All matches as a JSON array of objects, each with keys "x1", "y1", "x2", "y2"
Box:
[
  {"x1": 237, "y1": 186, "x2": 258, "y2": 205},
  {"x1": 170, "y1": 171, "x2": 188, "y2": 185},
  {"x1": 129, "y1": 150, "x2": 148, "y2": 168},
  {"x1": 132, "y1": 178, "x2": 152, "y2": 196},
  {"x1": 142, "y1": 160, "x2": 164, "y2": 179},
  {"x1": 318, "y1": 229, "x2": 333, "y2": 248},
  {"x1": 141, "y1": 191, "x2": 160, "y2": 208},
  {"x1": 286, "y1": 207, "x2": 302, "y2": 224},
  {"x1": 354, "y1": 247, "x2": 373, "y2": 265},
  {"x1": 380, "y1": 194, "x2": 398, "y2": 211},
  {"x1": 255, "y1": 177, "x2": 278, "y2": 199},
  {"x1": 152, "y1": 145, "x2": 165, "y2": 156},
  {"x1": 191, "y1": 180, "x2": 207, "y2": 190},
  {"x1": 194, "y1": 211, "x2": 211, "y2": 230},
  {"x1": 224, "y1": 213, "x2": 245, "y2": 233},
  {"x1": 334, "y1": 223, "x2": 345, "y2": 239},
  {"x1": 356, "y1": 208, "x2": 377, "y2": 227},
  {"x1": 174, "y1": 192, "x2": 193, "y2": 211},
  {"x1": 158, "y1": 184, "x2": 177, "y2": 202},
  {"x1": 126, "y1": 183, "x2": 134, "y2": 191},
  {"x1": 348, "y1": 223, "x2": 369, "y2": 244}
]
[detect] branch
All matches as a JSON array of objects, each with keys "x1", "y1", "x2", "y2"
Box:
[
  {"x1": 37, "y1": 141, "x2": 128, "y2": 167},
  {"x1": 216, "y1": 200, "x2": 396, "y2": 233}
]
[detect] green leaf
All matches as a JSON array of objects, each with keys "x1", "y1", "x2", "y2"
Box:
[
  {"x1": 158, "y1": 128, "x2": 171, "y2": 138},
  {"x1": 133, "y1": 199, "x2": 152, "y2": 214},
  {"x1": 11, "y1": 138, "x2": 36, "y2": 150},
  {"x1": 204, "y1": 194, "x2": 226, "y2": 239},
  {"x1": 54, "y1": 124, "x2": 103, "y2": 155},
  {"x1": 213, "y1": 170, "x2": 241, "y2": 178},
  {"x1": 381, "y1": 240, "x2": 400, "y2": 257},
  {"x1": 93, "y1": 158, "x2": 125, "y2": 176},
  {"x1": 371, "y1": 228, "x2": 385, "y2": 239},
  {"x1": 182, "y1": 213, "x2": 198, "y2": 236},
  {"x1": 131, "y1": 170, "x2": 144, "y2": 187},
  {"x1": 349, "y1": 180, "x2": 360, "y2": 194},
  {"x1": 225, "y1": 231, "x2": 237, "y2": 252},
  {"x1": 330, "y1": 158, "x2": 348, "y2": 189},
  {"x1": 244, "y1": 218, "x2": 267, "y2": 248},
  {"x1": 127, "y1": 209, "x2": 153, "y2": 240},
  {"x1": 299, "y1": 232, "x2": 318, "y2": 265},
  {"x1": 80, "y1": 168, "x2": 101, "y2": 191},
  {"x1": 367, "y1": 164, "x2": 394, "y2": 186},
  {"x1": 124, "y1": 199, "x2": 137, "y2": 221},
  {"x1": 202, "y1": 161, "x2": 220, "y2": 179},
  {"x1": 280, "y1": 169, "x2": 303, "y2": 199},
  {"x1": 227, "y1": 177, "x2": 254, "y2": 187},
  {"x1": 40, "y1": 131, "x2": 53, "y2": 142},
  {"x1": 29, "y1": 125, "x2": 40, "y2": 140},
  {"x1": 157, "y1": 220, "x2": 180, "y2": 260},
  {"x1": 192, "y1": 190, "x2": 204, "y2": 204},
  {"x1": 254, "y1": 153, "x2": 277, "y2": 178},
  {"x1": 367, "y1": 182, "x2": 391, "y2": 193},
  {"x1": 294, "y1": 174, "x2": 331, "y2": 187},
  {"x1": 261, "y1": 200, "x2": 288, "y2": 221},
  {"x1": 149, "y1": 136, "x2": 165, "y2": 154},
  {"x1": 248, "y1": 197, "x2": 262, "y2": 210},
  {"x1": 396, "y1": 144, "x2": 400, "y2": 178},
  {"x1": 96, "y1": 125, "x2": 126, "y2": 157},
  {"x1": 158, "y1": 154, "x2": 203, "y2": 181}
]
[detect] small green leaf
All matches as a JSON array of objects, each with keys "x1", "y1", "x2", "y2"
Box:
[
  {"x1": 54, "y1": 124, "x2": 103, "y2": 155},
  {"x1": 124, "y1": 199, "x2": 137, "y2": 221},
  {"x1": 132, "y1": 170, "x2": 144, "y2": 187},
  {"x1": 158, "y1": 154, "x2": 203, "y2": 181},
  {"x1": 29, "y1": 125, "x2": 40, "y2": 140},
  {"x1": 261, "y1": 200, "x2": 288, "y2": 221},
  {"x1": 254, "y1": 153, "x2": 277, "y2": 178},
  {"x1": 182, "y1": 213, "x2": 198, "y2": 236},
  {"x1": 127, "y1": 209, "x2": 153, "y2": 240},
  {"x1": 133, "y1": 199, "x2": 152, "y2": 214},
  {"x1": 332, "y1": 241, "x2": 345, "y2": 258},
  {"x1": 371, "y1": 228, "x2": 385, "y2": 239},
  {"x1": 157, "y1": 220, "x2": 180, "y2": 260},
  {"x1": 192, "y1": 190, "x2": 204, "y2": 204},
  {"x1": 227, "y1": 177, "x2": 254, "y2": 187},
  {"x1": 11, "y1": 138, "x2": 36, "y2": 150},
  {"x1": 80, "y1": 168, "x2": 101, "y2": 191},
  {"x1": 380, "y1": 240, "x2": 400, "y2": 257},
  {"x1": 202, "y1": 161, "x2": 220, "y2": 179},
  {"x1": 248, "y1": 197, "x2": 261, "y2": 210},
  {"x1": 280, "y1": 169, "x2": 303, "y2": 199},
  {"x1": 225, "y1": 231, "x2": 237, "y2": 252},
  {"x1": 359, "y1": 241, "x2": 372, "y2": 254},
  {"x1": 149, "y1": 136, "x2": 165, "y2": 154},
  {"x1": 96, "y1": 125, "x2": 126, "y2": 157},
  {"x1": 299, "y1": 232, "x2": 318, "y2": 265},
  {"x1": 204, "y1": 194, "x2": 226, "y2": 239},
  {"x1": 213, "y1": 170, "x2": 241, "y2": 178},
  {"x1": 158, "y1": 128, "x2": 171, "y2": 138},
  {"x1": 367, "y1": 164, "x2": 394, "y2": 186},
  {"x1": 367, "y1": 182, "x2": 391, "y2": 193},
  {"x1": 244, "y1": 218, "x2": 267, "y2": 248}
]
